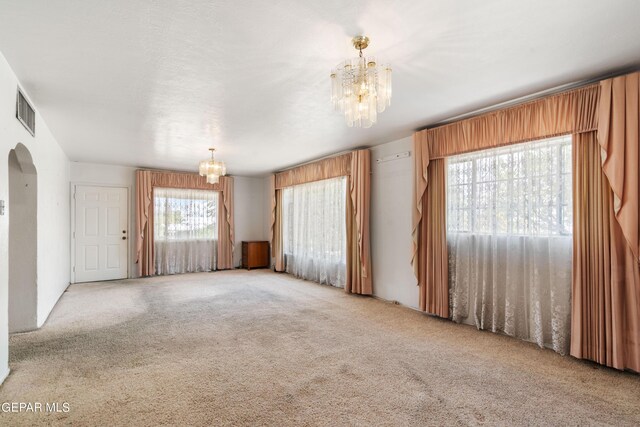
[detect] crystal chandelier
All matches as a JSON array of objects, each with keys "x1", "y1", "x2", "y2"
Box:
[
  {"x1": 198, "y1": 148, "x2": 226, "y2": 184},
  {"x1": 330, "y1": 36, "x2": 392, "y2": 128}
]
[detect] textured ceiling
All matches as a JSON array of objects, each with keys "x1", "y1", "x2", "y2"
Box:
[{"x1": 1, "y1": 0, "x2": 640, "y2": 175}]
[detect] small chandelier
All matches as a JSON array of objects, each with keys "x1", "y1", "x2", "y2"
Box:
[
  {"x1": 330, "y1": 35, "x2": 392, "y2": 128},
  {"x1": 198, "y1": 148, "x2": 226, "y2": 184}
]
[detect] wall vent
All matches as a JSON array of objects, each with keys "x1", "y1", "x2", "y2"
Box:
[{"x1": 16, "y1": 88, "x2": 35, "y2": 136}]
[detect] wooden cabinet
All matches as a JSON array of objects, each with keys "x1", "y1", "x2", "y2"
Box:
[{"x1": 241, "y1": 241, "x2": 270, "y2": 270}]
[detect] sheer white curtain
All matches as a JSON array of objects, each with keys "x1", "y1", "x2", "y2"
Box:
[
  {"x1": 282, "y1": 177, "x2": 347, "y2": 287},
  {"x1": 447, "y1": 136, "x2": 572, "y2": 354},
  {"x1": 154, "y1": 188, "x2": 218, "y2": 275}
]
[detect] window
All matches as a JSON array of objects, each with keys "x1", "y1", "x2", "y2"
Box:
[
  {"x1": 447, "y1": 135, "x2": 573, "y2": 354},
  {"x1": 282, "y1": 176, "x2": 347, "y2": 287},
  {"x1": 447, "y1": 135, "x2": 572, "y2": 236},
  {"x1": 154, "y1": 188, "x2": 218, "y2": 241},
  {"x1": 153, "y1": 188, "x2": 218, "y2": 275}
]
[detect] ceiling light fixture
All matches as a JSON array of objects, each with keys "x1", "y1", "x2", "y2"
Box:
[
  {"x1": 330, "y1": 35, "x2": 392, "y2": 128},
  {"x1": 198, "y1": 148, "x2": 226, "y2": 184}
]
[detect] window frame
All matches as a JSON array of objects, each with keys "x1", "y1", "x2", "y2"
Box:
[
  {"x1": 153, "y1": 187, "x2": 219, "y2": 242},
  {"x1": 446, "y1": 135, "x2": 573, "y2": 237}
]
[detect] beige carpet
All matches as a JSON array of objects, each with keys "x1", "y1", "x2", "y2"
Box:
[{"x1": 1, "y1": 270, "x2": 639, "y2": 426}]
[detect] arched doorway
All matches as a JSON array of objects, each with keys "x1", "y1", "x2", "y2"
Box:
[{"x1": 8, "y1": 143, "x2": 37, "y2": 333}]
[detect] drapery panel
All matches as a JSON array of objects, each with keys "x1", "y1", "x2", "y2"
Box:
[
  {"x1": 153, "y1": 187, "x2": 218, "y2": 275},
  {"x1": 268, "y1": 175, "x2": 276, "y2": 267},
  {"x1": 417, "y1": 159, "x2": 448, "y2": 317},
  {"x1": 271, "y1": 150, "x2": 372, "y2": 294},
  {"x1": 135, "y1": 170, "x2": 234, "y2": 276},
  {"x1": 136, "y1": 170, "x2": 154, "y2": 276},
  {"x1": 274, "y1": 153, "x2": 352, "y2": 189},
  {"x1": 273, "y1": 189, "x2": 284, "y2": 272},
  {"x1": 282, "y1": 177, "x2": 347, "y2": 287},
  {"x1": 571, "y1": 132, "x2": 640, "y2": 371},
  {"x1": 269, "y1": 174, "x2": 285, "y2": 271},
  {"x1": 346, "y1": 150, "x2": 372, "y2": 295},
  {"x1": 217, "y1": 177, "x2": 234, "y2": 270},
  {"x1": 598, "y1": 72, "x2": 640, "y2": 263}
]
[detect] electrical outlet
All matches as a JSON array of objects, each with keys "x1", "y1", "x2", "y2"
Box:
[{"x1": 0, "y1": 200, "x2": 4, "y2": 216}]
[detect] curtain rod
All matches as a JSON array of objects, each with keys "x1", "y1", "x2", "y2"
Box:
[
  {"x1": 420, "y1": 65, "x2": 640, "y2": 131},
  {"x1": 137, "y1": 167, "x2": 234, "y2": 178},
  {"x1": 138, "y1": 168, "x2": 195, "y2": 174}
]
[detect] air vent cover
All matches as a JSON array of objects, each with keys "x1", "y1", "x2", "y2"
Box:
[{"x1": 16, "y1": 88, "x2": 35, "y2": 136}]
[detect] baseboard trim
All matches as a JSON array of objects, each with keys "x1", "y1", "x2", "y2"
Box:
[{"x1": 370, "y1": 294, "x2": 422, "y2": 313}]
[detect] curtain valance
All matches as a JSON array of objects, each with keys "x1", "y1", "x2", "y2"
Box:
[
  {"x1": 416, "y1": 84, "x2": 600, "y2": 160},
  {"x1": 274, "y1": 153, "x2": 352, "y2": 189},
  {"x1": 149, "y1": 170, "x2": 228, "y2": 191}
]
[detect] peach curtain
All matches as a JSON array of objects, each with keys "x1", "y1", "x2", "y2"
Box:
[
  {"x1": 412, "y1": 135, "x2": 430, "y2": 277},
  {"x1": 273, "y1": 189, "x2": 284, "y2": 272},
  {"x1": 345, "y1": 150, "x2": 372, "y2": 295},
  {"x1": 598, "y1": 72, "x2": 640, "y2": 263},
  {"x1": 268, "y1": 175, "x2": 276, "y2": 268},
  {"x1": 412, "y1": 84, "x2": 600, "y2": 276},
  {"x1": 135, "y1": 170, "x2": 155, "y2": 277},
  {"x1": 269, "y1": 175, "x2": 275, "y2": 247},
  {"x1": 150, "y1": 171, "x2": 227, "y2": 191},
  {"x1": 217, "y1": 177, "x2": 234, "y2": 270},
  {"x1": 274, "y1": 153, "x2": 352, "y2": 189},
  {"x1": 135, "y1": 169, "x2": 235, "y2": 275},
  {"x1": 416, "y1": 159, "x2": 448, "y2": 317},
  {"x1": 419, "y1": 84, "x2": 599, "y2": 160},
  {"x1": 571, "y1": 132, "x2": 640, "y2": 372}
]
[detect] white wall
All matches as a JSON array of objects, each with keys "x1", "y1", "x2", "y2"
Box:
[
  {"x1": 370, "y1": 137, "x2": 419, "y2": 309},
  {"x1": 0, "y1": 52, "x2": 71, "y2": 382},
  {"x1": 233, "y1": 176, "x2": 269, "y2": 267},
  {"x1": 8, "y1": 149, "x2": 37, "y2": 332},
  {"x1": 69, "y1": 162, "x2": 137, "y2": 279}
]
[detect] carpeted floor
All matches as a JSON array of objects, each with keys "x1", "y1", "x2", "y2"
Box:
[{"x1": 1, "y1": 270, "x2": 639, "y2": 426}]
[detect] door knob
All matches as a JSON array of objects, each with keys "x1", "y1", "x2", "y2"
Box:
[{"x1": 122, "y1": 236, "x2": 127, "y2": 240}]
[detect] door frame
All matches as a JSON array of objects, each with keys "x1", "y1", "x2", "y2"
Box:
[{"x1": 70, "y1": 183, "x2": 131, "y2": 284}]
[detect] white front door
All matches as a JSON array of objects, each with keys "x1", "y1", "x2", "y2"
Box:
[{"x1": 74, "y1": 185, "x2": 128, "y2": 283}]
